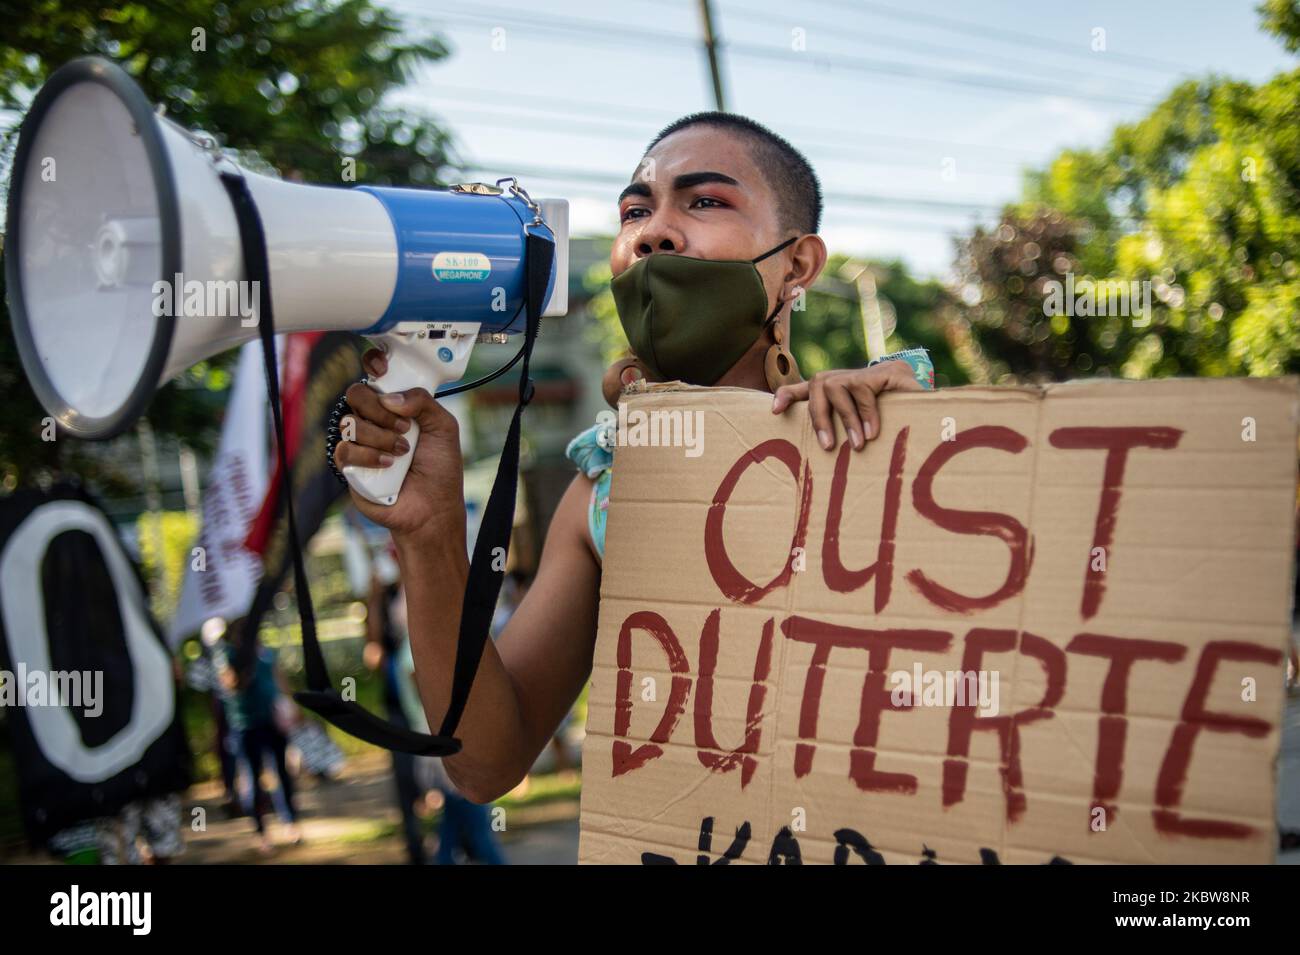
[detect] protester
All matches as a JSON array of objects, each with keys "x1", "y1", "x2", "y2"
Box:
[
  {"x1": 392, "y1": 625, "x2": 507, "y2": 865},
  {"x1": 214, "y1": 621, "x2": 303, "y2": 855},
  {"x1": 282, "y1": 710, "x2": 346, "y2": 783},
  {"x1": 364, "y1": 546, "x2": 431, "y2": 864},
  {"x1": 190, "y1": 620, "x2": 246, "y2": 819},
  {"x1": 332, "y1": 111, "x2": 933, "y2": 806}
]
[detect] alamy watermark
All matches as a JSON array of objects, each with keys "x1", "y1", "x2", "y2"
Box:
[
  {"x1": 0, "y1": 664, "x2": 103, "y2": 717},
  {"x1": 889, "y1": 664, "x2": 1000, "y2": 716},
  {"x1": 50, "y1": 885, "x2": 151, "y2": 935},
  {"x1": 151, "y1": 274, "x2": 260, "y2": 326},
  {"x1": 1042, "y1": 273, "x2": 1151, "y2": 328},
  {"x1": 596, "y1": 405, "x2": 704, "y2": 458}
]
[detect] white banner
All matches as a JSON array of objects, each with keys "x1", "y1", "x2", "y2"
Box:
[{"x1": 168, "y1": 341, "x2": 270, "y2": 645}]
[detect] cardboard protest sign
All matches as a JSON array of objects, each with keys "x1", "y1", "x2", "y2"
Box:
[{"x1": 578, "y1": 377, "x2": 1299, "y2": 865}]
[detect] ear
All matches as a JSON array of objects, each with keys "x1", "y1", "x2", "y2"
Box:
[
  {"x1": 784, "y1": 234, "x2": 828, "y2": 308},
  {"x1": 601, "y1": 354, "x2": 656, "y2": 408}
]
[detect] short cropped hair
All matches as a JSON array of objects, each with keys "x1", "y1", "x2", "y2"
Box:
[{"x1": 645, "y1": 112, "x2": 823, "y2": 235}]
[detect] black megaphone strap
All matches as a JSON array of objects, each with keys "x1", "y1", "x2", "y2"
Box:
[{"x1": 219, "y1": 170, "x2": 553, "y2": 756}]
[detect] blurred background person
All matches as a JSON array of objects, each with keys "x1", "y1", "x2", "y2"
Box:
[
  {"x1": 364, "y1": 543, "x2": 431, "y2": 864},
  {"x1": 391, "y1": 587, "x2": 506, "y2": 865},
  {"x1": 214, "y1": 620, "x2": 304, "y2": 855}
]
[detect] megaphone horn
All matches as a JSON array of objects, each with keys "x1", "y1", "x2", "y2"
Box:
[{"x1": 5, "y1": 56, "x2": 569, "y2": 506}]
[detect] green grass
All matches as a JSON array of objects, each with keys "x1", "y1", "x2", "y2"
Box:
[
  {"x1": 327, "y1": 772, "x2": 583, "y2": 851},
  {"x1": 496, "y1": 772, "x2": 583, "y2": 811},
  {"x1": 335, "y1": 818, "x2": 402, "y2": 845}
]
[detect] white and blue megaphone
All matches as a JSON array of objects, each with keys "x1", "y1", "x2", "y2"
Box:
[{"x1": 5, "y1": 57, "x2": 569, "y2": 506}]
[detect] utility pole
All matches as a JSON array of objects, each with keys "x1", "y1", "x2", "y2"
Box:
[{"x1": 697, "y1": 0, "x2": 728, "y2": 111}]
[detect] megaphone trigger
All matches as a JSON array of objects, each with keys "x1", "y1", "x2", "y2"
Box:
[{"x1": 342, "y1": 320, "x2": 481, "y2": 507}]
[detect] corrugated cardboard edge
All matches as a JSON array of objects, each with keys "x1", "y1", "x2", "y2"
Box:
[{"x1": 621, "y1": 374, "x2": 1300, "y2": 404}]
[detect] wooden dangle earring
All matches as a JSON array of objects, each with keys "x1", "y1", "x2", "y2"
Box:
[{"x1": 764, "y1": 312, "x2": 802, "y2": 391}]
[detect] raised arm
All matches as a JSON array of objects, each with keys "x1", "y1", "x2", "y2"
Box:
[
  {"x1": 334, "y1": 347, "x2": 601, "y2": 803},
  {"x1": 396, "y1": 473, "x2": 600, "y2": 801}
]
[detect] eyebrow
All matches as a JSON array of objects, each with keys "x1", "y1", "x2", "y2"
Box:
[
  {"x1": 617, "y1": 181, "x2": 652, "y2": 204},
  {"x1": 617, "y1": 170, "x2": 742, "y2": 205}
]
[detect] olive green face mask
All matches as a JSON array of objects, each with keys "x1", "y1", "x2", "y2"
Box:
[{"x1": 611, "y1": 237, "x2": 796, "y2": 385}]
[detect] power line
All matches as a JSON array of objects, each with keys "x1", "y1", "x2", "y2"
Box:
[
  {"x1": 607, "y1": 0, "x2": 1195, "y2": 80},
  {"x1": 381, "y1": 5, "x2": 1271, "y2": 245},
  {"x1": 724, "y1": 37, "x2": 1154, "y2": 108},
  {"x1": 389, "y1": 2, "x2": 1164, "y2": 109},
  {"x1": 414, "y1": 80, "x2": 1055, "y2": 158},
  {"x1": 394, "y1": 10, "x2": 1270, "y2": 192},
  {"x1": 804, "y1": 0, "x2": 1197, "y2": 77},
  {"x1": 425, "y1": 95, "x2": 1258, "y2": 190},
  {"x1": 426, "y1": 102, "x2": 1031, "y2": 177},
  {"x1": 454, "y1": 158, "x2": 1277, "y2": 246},
  {"x1": 455, "y1": 157, "x2": 1004, "y2": 213},
  {"x1": 713, "y1": 1, "x2": 1175, "y2": 101}
]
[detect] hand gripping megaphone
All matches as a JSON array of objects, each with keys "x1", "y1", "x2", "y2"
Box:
[
  {"x1": 4, "y1": 57, "x2": 569, "y2": 506},
  {"x1": 5, "y1": 57, "x2": 568, "y2": 756}
]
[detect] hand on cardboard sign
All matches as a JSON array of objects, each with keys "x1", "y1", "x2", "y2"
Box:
[{"x1": 770, "y1": 360, "x2": 923, "y2": 451}]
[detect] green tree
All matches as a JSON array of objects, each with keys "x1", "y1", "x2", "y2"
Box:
[
  {"x1": 136, "y1": 509, "x2": 200, "y2": 621},
  {"x1": 0, "y1": 0, "x2": 454, "y2": 491},
  {"x1": 954, "y1": 4, "x2": 1300, "y2": 381},
  {"x1": 954, "y1": 209, "x2": 1101, "y2": 383},
  {"x1": 1259, "y1": 0, "x2": 1300, "y2": 53}
]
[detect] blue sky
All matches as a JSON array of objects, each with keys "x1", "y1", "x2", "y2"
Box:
[{"x1": 382, "y1": 0, "x2": 1296, "y2": 278}]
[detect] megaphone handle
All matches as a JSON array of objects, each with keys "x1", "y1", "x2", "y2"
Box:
[{"x1": 343, "y1": 322, "x2": 480, "y2": 506}]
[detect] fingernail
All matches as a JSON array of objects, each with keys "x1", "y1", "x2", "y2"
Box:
[
  {"x1": 379, "y1": 395, "x2": 405, "y2": 411},
  {"x1": 394, "y1": 438, "x2": 410, "y2": 454},
  {"x1": 818, "y1": 429, "x2": 832, "y2": 450},
  {"x1": 863, "y1": 421, "x2": 874, "y2": 440},
  {"x1": 772, "y1": 395, "x2": 782, "y2": 412},
  {"x1": 621, "y1": 367, "x2": 643, "y2": 385},
  {"x1": 379, "y1": 453, "x2": 394, "y2": 467},
  {"x1": 850, "y1": 429, "x2": 863, "y2": 450}
]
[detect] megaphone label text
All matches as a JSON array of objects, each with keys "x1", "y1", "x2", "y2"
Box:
[{"x1": 431, "y1": 251, "x2": 491, "y2": 282}]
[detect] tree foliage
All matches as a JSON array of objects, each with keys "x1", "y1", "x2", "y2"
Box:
[
  {"x1": 953, "y1": 6, "x2": 1300, "y2": 382},
  {"x1": 0, "y1": 0, "x2": 453, "y2": 490}
]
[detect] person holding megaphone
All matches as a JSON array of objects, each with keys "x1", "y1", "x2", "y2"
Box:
[
  {"x1": 6, "y1": 64, "x2": 930, "y2": 795},
  {"x1": 331, "y1": 113, "x2": 934, "y2": 804}
]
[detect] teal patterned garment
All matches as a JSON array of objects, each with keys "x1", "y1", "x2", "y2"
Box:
[
  {"x1": 565, "y1": 347, "x2": 935, "y2": 562},
  {"x1": 564, "y1": 425, "x2": 615, "y2": 561}
]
